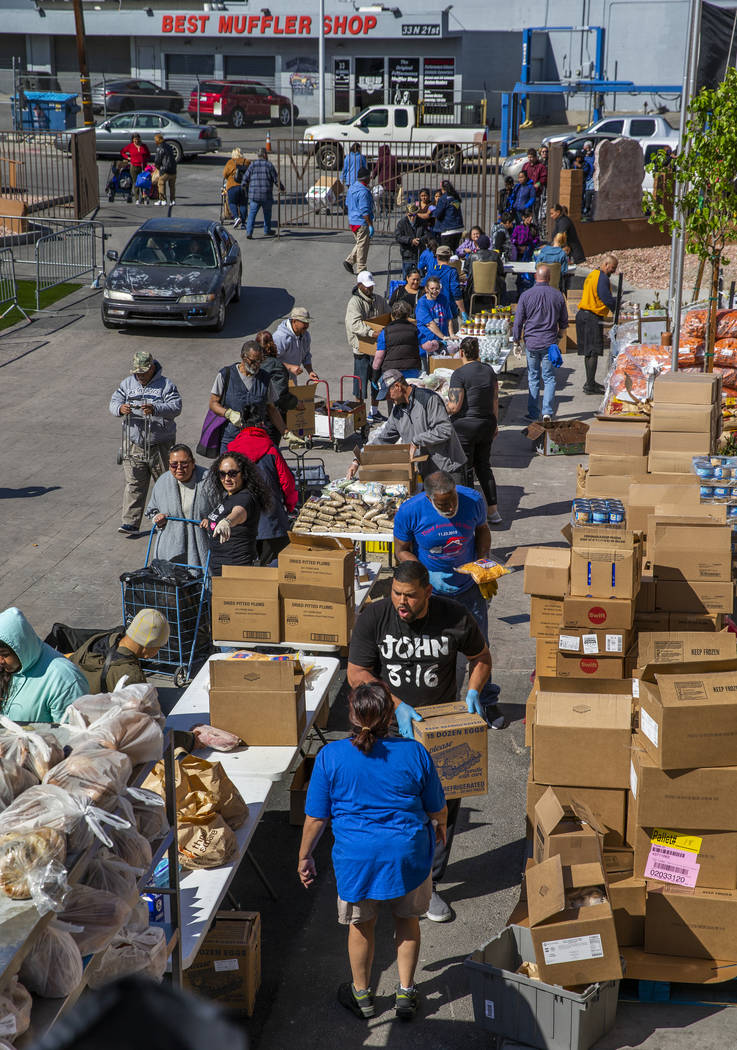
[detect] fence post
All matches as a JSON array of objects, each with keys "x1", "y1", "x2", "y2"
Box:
[
  {"x1": 196, "y1": 74, "x2": 200, "y2": 125},
  {"x1": 0, "y1": 248, "x2": 29, "y2": 322}
]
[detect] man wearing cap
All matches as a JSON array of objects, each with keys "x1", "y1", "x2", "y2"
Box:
[
  {"x1": 274, "y1": 308, "x2": 319, "y2": 383},
  {"x1": 344, "y1": 167, "x2": 374, "y2": 277},
  {"x1": 242, "y1": 147, "x2": 284, "y2": 239},
  {"x1": 345, "y1": 271, "x2": 388, "y2": 424},
  {"x1": 109, "y1": 353, "x2": 182, "y2": 535},
  {"x1": 67, "y1": 609, "x2": 171, "y2": 694},
  {"x1": 347, "y1": 370, "x2": 465, "y2": 482},
  {"x1": 434, "y1": 245, "x2": 467, "y2": 330},
  {"x1": 394, "y1": 202, "x2": 423, "y2": 276}
]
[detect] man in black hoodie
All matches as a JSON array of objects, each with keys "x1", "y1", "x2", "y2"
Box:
[
  {"x1": 394, "y1": 203, "x2": 423, "y2": 276},
  {"x1": 153, "y1": 134, "x2": 177, "y2": 206}
]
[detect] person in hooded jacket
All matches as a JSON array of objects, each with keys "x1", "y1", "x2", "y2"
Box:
[
  {"x1": 0, "y1": 607, "x2": 87, "y2": 724},
  {"x1": 344, "y1": 271, "x2": 388, "y2": 424},
  {"x1": 226, "y1": 405, "x2": 298, "y2": 564},
  {"x1": 255, "y1": 329, "x2": 298, "y2": 445},
  {"x1": 432, "y1": 181, "x2": 464, "y2": 252}
]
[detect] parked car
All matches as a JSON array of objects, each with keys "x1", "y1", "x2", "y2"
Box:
[
  {"x1": 55, "y1": 111, "x2": 220, "y2": 160},
  {"x1": 542, "y1": 114, "x2": 678, "y2": 148},
  {"x1": 502, "y1": 132, "x2": 674, "y2": 191},
  {"x1": 91, "y1": 79, "x2": 183, "y2": 115},
  {"x1": 102, "y1": 218, "x2": 242, "y2": 332},
  {"x1": 188, "y1": 80, "x2": 297, "y2": 128}
]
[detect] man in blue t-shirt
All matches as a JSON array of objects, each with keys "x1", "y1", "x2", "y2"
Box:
[{"x1": 393, "y1": 471, "x2": 504, "y2": 728}]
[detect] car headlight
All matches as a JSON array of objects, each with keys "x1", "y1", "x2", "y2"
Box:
[
  {"x1": 104, "y1": 289, "x2": 133, "y2": 301},
  {"x1": 179, "y1": 293, "x2": 216, "y2": 304},
  {"x1": 305, "y1": 132, "x2": 314, "y2": 141}
]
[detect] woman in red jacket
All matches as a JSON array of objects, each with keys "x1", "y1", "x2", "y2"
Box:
[{"x1": 121, "y1": 134, "x2": 151, "y2": 205}]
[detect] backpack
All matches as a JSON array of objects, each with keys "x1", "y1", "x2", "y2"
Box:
[
  {"x1": 233, "y1": 164, "x2": 246, "y2": 185},
  {"x1": 197, "y1": 365, "x2": 231, "y2": 458},
  {"x1": 44, "y1": 623, "x2": 130, "y2": 694}
]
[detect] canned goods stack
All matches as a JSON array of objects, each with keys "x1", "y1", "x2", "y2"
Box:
[{"x1": 570, "y1": 498, "x2": 626, "y2": 528}]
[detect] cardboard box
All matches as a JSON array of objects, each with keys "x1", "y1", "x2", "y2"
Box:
[
  {"x1": 412, "y1": 702, "x2": 488, "y2": 800},
  {"x1": 428, "y1": 355, "x2": 464, "y2": 373},
  {"x1": 570, "y1": 539, "x2": 642, "y2": 601},
  {"x1": 652, "y1": 371, "x2": 721, "y2": 405},
  {"x1": 621, "y1": 946, "x2": 737, "y2": 983},
  {"x1": 210, "y1": 674, "x2": 306, "y2": 747},
  {"x1": 533, "y1": 787, "x2": 604, "y2": 866},
  {"x1": 529, "y1": 596, "x2": 564, "y2": 637},
  {"x1": 527, "y1": 776, "x2": 627, "y2": 845},
  {"x1": 525, "y1": 683, "x2": 536, "y2": 747},
  {"x1": 533, "y1": 691, "x2": 632, "y2": 789},
  {"x1": 650, "y1": 403, "x2": 720, "y2": 433},
  {"x1": 630, "y1": 743, "x2": 737, "y2": 829},
  {"x1": 285, "y1": 383, "x2": 316, "y2": 437},
  {"x1": 626, "y1": 480, "x2": 701, "y2": 534},
  {"x1": 637, "y1": 663, "x2": 737, "y2": 769},
  {"x1": 211, "y1": 566, "x2": 281, "y2": 644},
  {"x1": 314, "y1": 401, "x2": 366, "y2": 440},
  {"x1": 585, "y1": 419, "x2": 650, "y2": 456},
  {"x1": 289, "y1": 754, "x2": 316, "y2": 826},
  {"x1": 636, "y1": 630, "x2": 737, "y2": 667},
  {"x1": 210, "y1": 656, "x2": 301, "y2": 691},
  {"x1": 648, "y1": 450, "x2": 705, "y2": 474},
  {"x1": 670, "y1": 612, "x2": 724, "y2": 631},
  {"x1": 609, "y1": 877, "x2": 646, "y2": 946},
  {"x1": 562, "y1": 595, "x2": 635, "y2": 630},
  {"x1": 584, "y1": 473, "x2": 638, "y2": 500},
  {"x1": 282, "y1": 593, "x2": 355, "y2": 646},
  {"x1": 645, "y1": 886, "x2": 737, "y2": 959},
  {"x1": 649, "y1": 431, "x2": 714, "y2": 454},
  {"x1": 650, "y1": 522, "x2": 732, "y2": 582},
  {"x1": 588, "y1": 453, "x2": 649, "y2": 476},
  {"x1": 527, "y1": 856, "x2": 623, "y2": 984},
  {"x1": 355, "y1": 313, "x2": 391, "y2": 357},
  {"x1": 556, "y1": 649, "x2": 630, "y2": 680},
  {"x1": 636, "y1": 576, "x2": 656, "y2": 613},
  {"x1": 357, "y1": 443, "x2": 423, "y2": 491},
  {"x1": 629, "y1": 811, "x2": 737, "y2": 889},
  {"x1": 522, "y1": 547, "x2": 571, "y2": 597},
  {"x1": 183, "y1": 912, "x2": 260, "y2": 1014},
  {"x1": 602, "y1": 846, "x2": 634, "y2": 881},
  {"x1": 558, "y1": 626, "x2": 633, "y2": 657},
  {"x1": 278, "y1": 533, "x2": 354, "y2": 601},
  {"x1": 527, "y1": 418, "x2": 589, "y2": 456},
  {"x1": 535, "y1": 636, "x2": 558, "y2": 676},
  {"x1": 655, "y1": 580, "x2": 734, "y2": 614}
]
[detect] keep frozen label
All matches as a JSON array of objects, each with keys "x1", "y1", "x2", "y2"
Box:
[
  {"x1": 651, "y1": 828, "x2": 702, "y2": 854},
  {"x1": 541, "y1": 933, "x2": 604, "y2": 965},
  {"x1": 559, "y1": 634, "x2": 580, "y2": 652},
  {"x1": 582, "y1": 634, "x2": 599, "y2": 655},
  {"x1": 640, "y1": 709, "x2": 659, "y2": 748},
  {"x1": 605, "y1": 634, "x2": 623, "y2": 653}
]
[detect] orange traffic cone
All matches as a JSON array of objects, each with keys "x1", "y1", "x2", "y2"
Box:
[{"x1": 265, "y1": 131, "x2": 272, "y2": 153}]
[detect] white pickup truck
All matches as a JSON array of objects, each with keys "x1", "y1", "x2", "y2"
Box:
[{"x1": 301, "y1": 104, "x2": 488, "y2": 173}]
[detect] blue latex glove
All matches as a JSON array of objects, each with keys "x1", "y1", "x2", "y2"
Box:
[
  {"x1": 368, "y1": 224, "x2": 374, "y2": 238},
  {"x1": 428, "y1": 569, "x2": 458, "y2": 595},
  {"x1": 466, "y1": 688, "x2": 484, "y2": 718},
  {"x1": 548, "y1": 343, "x2": 563, "y2": 367},
  {"x1": 461, "y1": 311, "x2": 470, "y2": 323},
  {"x1": 396, "y1": 701, "x2": 422, "y2": 739}
]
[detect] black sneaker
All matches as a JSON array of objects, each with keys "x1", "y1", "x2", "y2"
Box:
[
  {"x1": 343, "y1": 261, "x2": 355, "y2": 274},
  {"x1": 394, "y1": 984, "x2": 419, "y2": 1020},
  {"x1": 337, "y1": 982, "x2": 375, "y2": 1020},
  {"x1": 118, "y1": 524, "x2": 139, "y2": 534},
  {"x1": 483, "y1": 703, "x2": 507, "y2": 729}
]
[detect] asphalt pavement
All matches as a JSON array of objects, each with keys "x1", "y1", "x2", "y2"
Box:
[{"x1": 0, "y1": 152, "x2": 734, "y2": 1049}]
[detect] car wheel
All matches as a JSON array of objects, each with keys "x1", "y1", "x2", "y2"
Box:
[
  {"x1": 435, "y1": 146, "x2": 461, "y2": 174},
  {"x1": 213, "y1": 293, "x2": 226, "y2": 332},
  {"x1": 165, "y1": 139, "x2": 184, "y2": 163},
  {"x1": 120, "y1": 98, "x2": 134, "y2": 113},
  {"x1": 317, "y1": 142, "x2": 342, "y2": 171},
  {"x1": 233, "y1": 268, "x2": 242, "y2": 302},
  {"x1": 230, "y1": 107, "x2": 246, "y2": 129},
  {"x1": 277, "y1": 105, "x2": 292, "y2": 126}
]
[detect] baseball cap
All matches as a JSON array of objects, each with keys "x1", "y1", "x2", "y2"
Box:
[
  {"x1": 436, "y1": 245, "x2": 452, "y2": 259},
  {"x1": 376, "y1": 367, "x2": 406, "y2": 400},
  {"x1": 356, "y1": 270, "x2": 375, "y2": 287},
  {"x1": 131, "y1": 351, "x2": 153, "y2": 374},
  {"x1": 126, "y1": 609, "x2": 170, "y2": 650},
  {"x1": 289, "y1": 307, "x2": 311, "y2": 323},
  {"x1": 406, "y1": 202, "x2": 420, "y2": 215}
]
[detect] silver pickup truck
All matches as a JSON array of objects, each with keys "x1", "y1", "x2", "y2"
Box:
[{"x1": 301, "y1": 104, "x2": 488, "y2": 173}]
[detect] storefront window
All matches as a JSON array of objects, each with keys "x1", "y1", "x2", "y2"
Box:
[
  {"x1": 354, "y1": 57, "x2": 384, "y2": 110},
  {"x1": 224, "y1": 56, "x2": 276, "y2": 79},
  {"x1": 334, "y1": 58, "x2": 350, "y2": 113},
  {"x1": 422, "y1": 57, "x2": 455, "y2": 111},
  {"x1": 165, "y1": 54, "x2": 214, "y2": 77},
  {"x1": 389, "y1": 58, "x2": 420, "y2": 105}
]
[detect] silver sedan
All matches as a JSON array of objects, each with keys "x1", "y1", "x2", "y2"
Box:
[{"x1": 57, "y1": 110, "x2": 220, "y2": 161}]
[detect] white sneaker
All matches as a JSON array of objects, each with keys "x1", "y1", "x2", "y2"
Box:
[
  {"x1": 233, "y1": 217, "x2": 241, "y2": 229},
  {"x1": 135, "y1": 199, "x2": 141, "y2": 205},
  {"x1": 424, "y1": 889, "x2": 452, "y2": 923},
  {"x1": 170, "y1": 200, "x2": 176, "y2": 205}
]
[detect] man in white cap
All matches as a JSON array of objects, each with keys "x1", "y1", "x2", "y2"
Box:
[
  {"x1": 66, "y1": 609, "x2": 171, "y2": 693},
  {"x1": 344, "y1": 270, "x2": 388, "y2": 424},
  {"x1": 273, "y1": 307, "x2": 319, "y2": 383}
]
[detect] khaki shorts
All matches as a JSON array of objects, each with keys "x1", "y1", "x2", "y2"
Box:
[{"x1": 337, "y1": 874, "x2": 432, "y2": 925}]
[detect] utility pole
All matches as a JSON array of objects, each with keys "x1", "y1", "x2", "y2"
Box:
[
  {"x1": 72, "y1": 0, "x2": 94, "y2": 126},
  {"x1": 318, "y1": 0, "x2": 326, "y2": 123}
]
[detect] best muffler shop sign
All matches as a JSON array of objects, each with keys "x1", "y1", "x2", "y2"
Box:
[{"x1": 161, "y1": 12, "x2": 382, "y2": 35}]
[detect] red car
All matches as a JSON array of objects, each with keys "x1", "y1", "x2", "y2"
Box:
[{"x1": 187, "y1": 80, "x2": 297, "y2": 128}]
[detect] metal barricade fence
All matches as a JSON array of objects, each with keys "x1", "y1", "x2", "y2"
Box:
[
  {"x1": 34, "y1": 221, "x2": 99, "y2": 310},
  {"x1": 0, "y1": 247, "x2": 28, "y2": 322}
]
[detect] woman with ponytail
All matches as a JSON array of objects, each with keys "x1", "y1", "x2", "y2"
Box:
[{"x1": 297, "y1": 681, "x2": 447, "y2": 1023}]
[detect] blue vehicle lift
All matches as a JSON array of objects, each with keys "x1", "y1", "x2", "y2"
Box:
[{"x1": 501, "y1": 25, "x2": 681, "y2": 156}]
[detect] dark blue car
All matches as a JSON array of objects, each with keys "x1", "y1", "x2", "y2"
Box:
[{"x1": 102, "y1": 218, "x2": 242, "y2": 332}]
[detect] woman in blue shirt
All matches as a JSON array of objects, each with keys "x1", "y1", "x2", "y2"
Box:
[{"x1": 298, "y1": 681, "x2": 446, "y2": 1022}]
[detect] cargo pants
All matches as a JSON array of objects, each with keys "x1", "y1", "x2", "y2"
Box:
[{"x1": 121, "y1": 441, "x2": 172, "y2": 529}]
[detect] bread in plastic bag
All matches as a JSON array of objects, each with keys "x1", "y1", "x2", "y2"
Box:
[
  {"x1": 59, "y1": 883, "x2": 132, "y2": 956},
  {"x1": 86, "y1": 925, "x2": 168, "y2": 990},
  {"x1": 0, "y1": 828, "x2": 66, "y2": 902},
  {"x1": 178, "y1": 815, "x2": 236, "y2": 870},
  {"x1": 44, "y1": 747, "x2": 132, "y2": 810},
  {"x1": 0, "y1": 759, "x2": 38, "y2": 811},
  {"x1": 101, "y1": 823, "x2": 152, "y2": 870},
  {"x1": 19, "y1": 923, "x2": 83, "y2": 998},
  {"x1": 69, "y1": 708, "x2": 163, "y2": 766},
  {"x1": 132, "y1": 794, "x2": 169, "y2": 841},
  {"x1": 0, "y1": 716, "x2": 64, "y2": 780},
  {"x1": 191, "y1": 724, "x2": 244, "y2": 752},
  {"x1": 0, "y1": 977, "x2": 32, "y2": 1038},
  {"x1": 83, "y1": 855, "x2": 141, "y2": 899},
  {"x1": 63, "y1": 681, "x2": 163, "y2": 729}
]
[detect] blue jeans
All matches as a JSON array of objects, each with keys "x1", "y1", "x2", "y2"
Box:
[
  {"x1": 247, "y1": 199, "x2": 273, "y2": 235},
  {"x1": 227, "y1": 186, "x2": 246, "y2": 222},
  {"x1": 453, "y1": 582, "x2": 499, "y2": 707},
  {"x1": 526, "y1": 346, "x2": 556, "y2": 419}
]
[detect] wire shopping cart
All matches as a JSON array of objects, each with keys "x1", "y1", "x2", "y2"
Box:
[
  {"x1": 116, "y1": 410, "x2": 151, "y2": 465},
  {"x1": 120, "y1": 517, "x2": 211, "y2": 687}
]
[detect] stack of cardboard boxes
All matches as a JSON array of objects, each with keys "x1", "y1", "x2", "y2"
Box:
[{"x1": 648, "y1": 372, "x2": 721, "y2": 474}]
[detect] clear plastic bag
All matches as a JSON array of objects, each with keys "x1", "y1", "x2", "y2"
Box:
[
  {"x1": 0, "y1": 760, "x2": 38, "y2": 811},
  {"x1": 101, "y1": 823, "x2": 152, "y2": 870},
  {"x1": 83, "y1": 855, "x2": 141, "y2": 899},
  {"x1": 0, "y1": 827, "x2": 67, "y2": 906},
  {"x1": 191, "y1": 724, "x2": 244, "y2": 752},
  {"x1": 0, "y1": 977, "x2": 32, "y2": 1038},
  {"x1": 70, "y1": 708, "x2": 163, "y2": 766},
  {"x1": 0, "y1": 716, "x2": 64, "y2": 780},
  {"x1": 132, "y1": 794, "x2": 169, "y2": 842},
  {"x1": 63, "y1": 681, "x2": 163, "y2": 729},
  {"x1": 44, "y1": 747, "x2": 133, "y2": 810},
  {"x1": 19, "y1": 923, "x2": 84, "y2": 998},
  {"x1": 59, "y1": 883, "x2": 132, "y2": 956},
  {"x1": 86, "y1": 925, "x2": 168, "y2": 989}
]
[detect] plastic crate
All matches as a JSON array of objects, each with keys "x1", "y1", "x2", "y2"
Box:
[{"x1": 464, "y1": 925, "x2": 619, "y2": 1050}]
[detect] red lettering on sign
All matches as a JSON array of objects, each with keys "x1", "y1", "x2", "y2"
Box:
[
  {"x1": 186, "y1": 15, "x2": 198, "y2": 32},
  {"x1": 588, "y1": 606, "x2": 607, "y2": 625},
  {"x1": 348, "y1": 15, "x2": 362, "y2": 33},
  {"x1": 363, "y1": 14, "x2": 377, "y2": 32},
  {"x1": 285, "y1": 14, "x2": 296, "y2": 32},
  {"x1": 161, "y1": 14, "x2": 173, "y2": 31},
  {"x1": 579, "y1": 658, "x2": 600, "y2": 674},
  {"x1": 247, "y1": 14, "x2": 259, "y2": 32},
  {"x1": 261, "y1": 14, "x2": 272, "y2": 31},
  {"x1": 298, "y1": 14, "x2": 311, "y2": 33},
  {"x1": 273, "y1": 14, "x2": 283, "y2": 32},
  {"x1": 174, "y1": 14, "x2": 185, "y2": 31},
  {"x1": 199, "y1": 14, "x2": 210, "y2": 31},
  {"x1": 234, "y1": 15, "x2": 246, "y2": 32}
]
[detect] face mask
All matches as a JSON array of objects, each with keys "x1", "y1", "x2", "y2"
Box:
[{"x1": 432, "y1": 499, "x2": 458, "y2": 519}]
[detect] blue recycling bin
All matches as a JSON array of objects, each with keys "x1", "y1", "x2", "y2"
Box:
[{"x1": 11, "y1": 91, "x2": 80, "y2": 131}]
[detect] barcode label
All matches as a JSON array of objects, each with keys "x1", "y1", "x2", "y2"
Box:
[
  {"x1": 310, "y1": 632, "x2": 338, "y2": 642},
  {"x1": 541, "y1": 933, "x2": 604, "y2": 965},
  {"x1": 559, "y1": 634, "x2": 580, "y2": 652},
  {"x1": 606, "y1": 633, "x2": 623, "y2": 653},
  {"x1": 645, "y1": 843, "x2": 700, "y2": 886},
  {"x1": 651, "y1": 844, "x2": 689, "y2": 861},
  {"x1": 244, "y1": 630, "x2": 271, "y2": 639},
  {"x1": 640, "y1": 709, "x2": 659, "y2": 748},
  {"x1": 582, "y1": 633, "x2": 599, "y2": 655},
  {"x1": 213, "y1": 959, "x2": 239, "y2": 972}
]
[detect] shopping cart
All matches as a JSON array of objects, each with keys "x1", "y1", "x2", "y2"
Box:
[
  {"x1": 120, "y1": 517, "x2": 211, "y2": 687},
  {"x1": 116, "y1": 410, "x2": 151, "y2": 465},
  {"x1": 283, "y1": 449, "x2": 330, "y2": 508}
]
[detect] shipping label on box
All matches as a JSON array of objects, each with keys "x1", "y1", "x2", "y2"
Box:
[
  {"x1": 558, "y1": 626, "x2": 633, "y2": 656},
  {"x1": 628, "y1": 797, "x2": 737, "y2": 889},
  {"x1": 630, "y1": 743, "x2": 737, "y2": 830},
  {"x1": 413, "y1": 702, "x2": 488, "y2": 800},
  {"x1": 533, "y1": 692, "x2": 632, "y2": 789},
  {"x1": 183, "y1": 911, "x2": 261, "y2": 1015}
]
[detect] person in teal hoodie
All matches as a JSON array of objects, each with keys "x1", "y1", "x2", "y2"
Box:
[{"x1": 0, "y1": 607, "x2": 88, "y2": 723}]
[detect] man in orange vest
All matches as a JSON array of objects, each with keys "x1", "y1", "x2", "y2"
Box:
[{"x1": 576, "y1": 254, "x2": 618, "y2": 394}]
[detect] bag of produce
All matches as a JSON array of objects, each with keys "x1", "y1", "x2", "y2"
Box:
[
  {"x1": 69, "y1": 707, "x2": 163, "y2": 766},
  {"x1": 59, "y1": 884, "x2": 132, "y2": 956},
  {"x1": 44, "y1": 747, "x2": 133, "y2": 810},
  {"x1": 0, "y1": 716, "x2": 64, "y2": 779},
  {"x1": 19, "y1": 924, "x2": 83, "y2": 998},
  {"x1": 0, "y1": 977, "x2": 32, "y2": 1039},
  {"x1": 86, "y1": 925, "x2": 168, "y2": 989},
  {"x1": 101, "y1": 823, "x2": 152, "y2": 870}
]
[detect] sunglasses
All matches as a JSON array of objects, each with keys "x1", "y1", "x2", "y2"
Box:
[
  {"x1": 170, "y1": 461, "x2": 192, "y2": 469},
  {"x1": 218, "y1": 469, "x2": 241, "y2": 479}
]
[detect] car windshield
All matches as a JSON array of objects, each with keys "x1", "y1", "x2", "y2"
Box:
[
  {"x1": 120, "y1": 232, "x2": 217, "y2": 268},
  {"x1": 168, "y1": 112, "x2": 195, "y2": 126}
]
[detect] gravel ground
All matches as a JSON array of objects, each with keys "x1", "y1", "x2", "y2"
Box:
[{"x1": 587, "y1": 243, "x2": 737, "y2": 297}]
